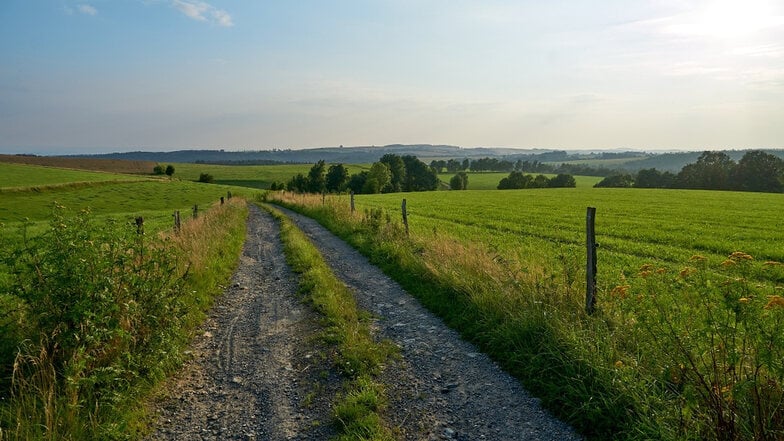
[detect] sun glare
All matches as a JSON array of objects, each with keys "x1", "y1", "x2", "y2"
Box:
[{"x1": 667, "y1": 0, "x2": 784, "y2": 39}]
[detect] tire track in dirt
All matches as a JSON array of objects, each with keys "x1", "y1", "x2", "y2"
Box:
[
  {"x1": 277, "y1": 206, "x2": 582, "y2": 441},
  {"x1": 148, "y1": 205, "x2": 339, "y2": 440}
]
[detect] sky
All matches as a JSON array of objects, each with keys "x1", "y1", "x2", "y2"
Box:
[{"x1": 0, "y1": 1, "x2": 783, "y2": 154}]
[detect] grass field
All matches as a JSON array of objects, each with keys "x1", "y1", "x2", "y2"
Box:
[
  {"x1": 0, "y1": 154, "x2": 156, "y2": 174},
  {"x1": 171, "y1": 163, "x2": 372, "y2": 189},
  {"x1": 268, "y1": 187, "x2": 784, "y2": 440},
  {"x1": 0, "y1": 163, "x2": 251, "y2": 439},
  {"x1": 351, "y1": 188, "x2": 784, "y2": 281},
  {"x1": 0, "y1": 162, "x2": 151, "y2": 189},
  {"x1": 437, "y1": 172, "x2": 602, "y2": 189}
]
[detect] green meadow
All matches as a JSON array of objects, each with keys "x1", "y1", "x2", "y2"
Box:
[
  {"x1": 0, "y1": 163, "x2": 253, "y2": 234},
  {"x1": 269, "y1": 187, "x2": 784, "y2": 440},
  {"x1": 350, "y1": 187, "x2": 784, "y2": 283},
  {"x1": 170, "y1": 162, "x2": 371, "y2": 189},
  {"x1": 437, "y1": 172, "x2": 602, "y2": 189},
  {"x1": 0, "y1": 162, "x2": 150, "y2": 189},
  {"x1": 1, "y1": 162, "x2": 251, "y2": 439}
]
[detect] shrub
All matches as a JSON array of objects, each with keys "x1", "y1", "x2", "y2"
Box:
[
  {"x1": 198, "y1": 173, "x2": 214, "y2": 183},
  {"x1": 1, "y1": 206, "x2": 185, "y2": 438}
]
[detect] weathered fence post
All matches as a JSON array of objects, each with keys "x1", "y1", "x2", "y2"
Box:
[
  {"x1": 402, "y1": 198, "x2": 409, "y2": 237},
  {"x1": 586, "y1": 207, "x2": 597, "y2": 314},
  {"x1": 220, "y1": 196, "x2": 225, "y2": 205},
  {"x1": 192, "y1": 205, "x2": 198, "y2": 219},
  {"x1": 135, "y1": 216, "x2": 144, "y2": 235},
  {"x1": 350, "y1": 191, "x2": 355, "y2": 213},
  {"x1": 173, "y1": 210, "x2": 181, "y2": 232},
  {"x1": 227, "y1": 191, "x2": 232, "y2": 200}
]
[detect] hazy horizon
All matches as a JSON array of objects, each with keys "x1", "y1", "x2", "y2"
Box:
[{"x1": 1, "y1": 1, "x2": 783, "y2": 154}]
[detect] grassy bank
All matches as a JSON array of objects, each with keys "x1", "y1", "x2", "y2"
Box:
[
  {"x1": 0, "y1": 198, "x2": 248, "y2": 440},
  {"x1": 265, "y1": 191, "x2": 784, "y2": 441},
  {"x1": 261, "y1": 203, "x2": 395, "y2": 440}
]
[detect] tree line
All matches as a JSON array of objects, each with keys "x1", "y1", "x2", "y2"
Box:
[
  {"x1": 497, "y1": 171, "x2": 576, "y2": 189},
  {"x1": 594, "y1": 150, "x2": 784, "y2": 193},
  {"x1": 430, "y1": 157, "x2": 617, "y2": 177},
  {"x1": 281, "y1": 154, "x2": 441, "y2": 194}
]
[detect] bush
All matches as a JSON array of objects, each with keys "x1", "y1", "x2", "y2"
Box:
[
  {"x1": 449, "y1": 172, "x2": 468, "y2": 190},
  {"x1": 594, "y1": 174, "x2": 634, "y2": 188},
  {"x1": 198, "y1": 173, "x2": 214, "y2": 183},
  {"x1": 1, "y1": 207, "x2": 185, "y2": 438}
]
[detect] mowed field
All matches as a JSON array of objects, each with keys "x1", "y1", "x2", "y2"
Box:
[
  {"x1": 171, "y1": 162, "x2": 372, "y2": 189},
  {"x1": 437, "y1": 172, "x2": 601, "y2": 189},
  {"x1": 0, "y1": 162, "x2": 252, "y2": 233},
  {"x1": 349, "y1": 187, "x2": 784, "y2": 288}
]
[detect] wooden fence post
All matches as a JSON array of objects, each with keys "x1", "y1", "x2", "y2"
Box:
[
  {"x1": 586, "y1": 207, "x2": 597, "y2": 314},
  {"x1": 227, "y1": 191, "x2": 232, "y2": 200},
  {"x1": 220, "y1": 196, "x2": 225, "y2": 205},
  {"x1": 192, "y1": 205, "x2": 198, "y2": 219},
  {"x1": 173, "y1": 211, "x2": 181, "y2": 232},
  {"x1": 322, "y1": 191, "x2": 326, "y2": 205},
  {"x1": 402, "y1": 198, "x2": 409, "y2": 237},
  {"x1": 350, "y1": 191, "x2": 355, "y2": 213},
  {"x1": 135, "y1": 216, "x2": 144, "y2": 235}
]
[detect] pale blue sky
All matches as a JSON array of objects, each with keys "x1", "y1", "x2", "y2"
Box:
[{"x1": 1, "y1": 1, "x2": 783, "y2": 153}]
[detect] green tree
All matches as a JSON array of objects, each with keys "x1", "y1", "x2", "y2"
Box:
[
  {"x1": 347, "y1": 171, "x2": 369, "y2": 194},
  {"x1": 731, "y1": 150, "x2": 784, "y2": 193},
  {"x1": 449, "y1": 172, "x2": 468, "y2": 190},
  {"x1": 362, "y1": 162, "x2": 391, "y2": 194},
  {"x1": 635, "y1": 168, "x2": 674, "y2": 188},
  {"x1": 531, "y1": 174, "x2": 550, "y2": 188},
  {"x1": 198, "y1": 173, "x2": 214, "y2": 183},
  {"x1": 497, "y1": 171, "x2": 532, "y2": 189},
  {"x1": 401, "y1": 155, "x2": 438, "y2": 191},
  {"x1": 549, "y1": 173, "x2": 576, "y2": 188},
  {"x1": 287, "y1": 173, "x2": 308, "y2": 192},
  {"x1": 379, "y1": 154, "x2": 406, "y2": 192},
  {"x1": 675, "y1": 151, "x2": 735, "y2": 190},
  {"x1": 594, "y1": 174, "x2": 634, "y2": 188},
  {"x1": 153, "y1": 164, "x2": 165, "y2": 175},
  {"x1": 165, "y1": 165, "x2": 175, "y2": 176},
  {"x1": 325, "y1": 163, "x2": 350, "y2": 193},
  {"x1": 306, "y1": 160, "x2": 327, "y2": 193}
]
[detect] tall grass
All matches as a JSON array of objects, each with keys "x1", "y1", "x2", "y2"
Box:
[
  {"x1": 266, "y1": 191, "x2": 784, "y2": 440},
  {"x1": 262, "y1": 203, "x2": 395, "y2": 440},
  {"x1": 0, "y1": 198, "x2": 247, "y2": 440}
]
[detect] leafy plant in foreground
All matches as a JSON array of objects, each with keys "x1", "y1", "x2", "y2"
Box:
[
  {"x1": 1, "y1": 205, "x2": 186, "y2": 439},
  {"x1": 617, "y1": 254, "x2": 784, "y2": 440}
]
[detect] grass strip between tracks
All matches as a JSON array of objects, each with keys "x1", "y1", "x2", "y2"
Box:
[{"x1": 262, "y1": 204, "x2": 396, "y2": 441}]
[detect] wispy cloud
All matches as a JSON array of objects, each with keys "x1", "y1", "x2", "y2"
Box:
[
  {"x1": 171, "y1": 0, "x2": 233, "y2": 27},
  {"x1": 64, "y1": 4, "x2": 97, "y2": 16},
  {"x1": 77, "y1": 4, "x2": 98, "y2": 16}
]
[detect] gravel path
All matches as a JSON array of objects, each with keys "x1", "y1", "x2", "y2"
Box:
[
  {"x1": 148, "y1": 205, "x2": 339, "y2": 440},
  {"x1": 148, "y1": 204, "x2": 581, "y2": 440},
  {"x1": 277, "y1": 206, "x2": 581, "y2": 441}
]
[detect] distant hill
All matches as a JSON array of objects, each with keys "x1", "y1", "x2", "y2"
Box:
[
  {"x1": 66, "y1": 145, "x2": 554, "y2": 165},
  {"x1": 35, "y1": 145, "x2": 784, "y2": 175},
  {"x1": 616, "y1": 150, "x2": 784, "y2": 172},
  {"x1": 0, "y1": 153, "x2": 156, "y2": 174}
]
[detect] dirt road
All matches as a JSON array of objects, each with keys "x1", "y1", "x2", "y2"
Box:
[{"x1": 149, "y1": 204, "x2": 581, "y2": 440}]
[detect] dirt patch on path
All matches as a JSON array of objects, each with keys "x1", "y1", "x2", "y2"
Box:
[
  {"x1": 277, "y1": 206, "x2": 582, "y2": 441},
  {"x1": 147, "y1": 205, "x2": 339, "y2": 440}
]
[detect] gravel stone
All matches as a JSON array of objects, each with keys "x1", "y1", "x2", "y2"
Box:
[
  {"x1": 147, "y1": 205, "x2": 338, "y2": 440},
  {"x1": 148, "y1": 204, "x2": 582, "y2": 440},
  {"x1": 278, "y1": 205, "x2": 582, "y2": 441}
]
